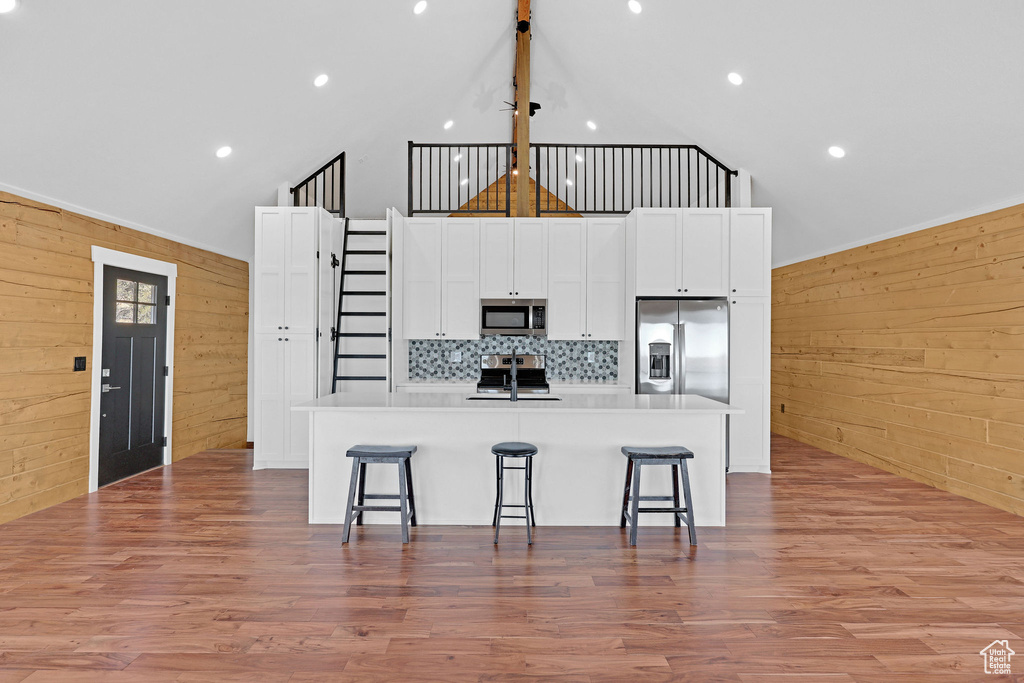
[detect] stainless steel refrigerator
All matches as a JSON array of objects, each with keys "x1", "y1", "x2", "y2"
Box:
[{"x1": 636, "y1": 298, "x2": 729, "y2": 403}]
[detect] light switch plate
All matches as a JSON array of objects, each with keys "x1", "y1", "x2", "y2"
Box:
[
  {"x1": 102, "y1": 368, "x2": 110, "y2": 377},
  {"x1": 587, "y1": 351, "x2": 595, "y2": 363},
  {"x1": 450, "y1": 351, "x2": 462, "y2": 363}
]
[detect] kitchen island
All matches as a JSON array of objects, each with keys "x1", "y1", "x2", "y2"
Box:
[{"x1": 295, "y1": 392, "x2": 741, "y2": 527}]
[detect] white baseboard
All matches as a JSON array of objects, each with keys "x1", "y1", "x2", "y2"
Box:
[{"x1": 253, "y1": 460, "x2": 309, "y2": 470}]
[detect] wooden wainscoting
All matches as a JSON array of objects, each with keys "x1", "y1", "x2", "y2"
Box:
[
  {"x1": 771, "y1": 202, "x2": 1024, "y2": 516},
  {"x1": 0, "y1": 191, "x2": 249, "y2": 524}
]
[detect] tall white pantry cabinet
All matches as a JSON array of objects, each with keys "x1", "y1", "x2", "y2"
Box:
[{"x1": 253, "y1": 207, "x2": 342, "y2": 470}]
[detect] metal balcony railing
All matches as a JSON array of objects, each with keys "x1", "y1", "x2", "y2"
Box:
[{"x1": 292, "y1": 151, "x2": 346, "y2": 215}]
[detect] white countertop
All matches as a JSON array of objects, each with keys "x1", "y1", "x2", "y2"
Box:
[{"x1": 295, "y1": 391, "x2": 741, "y2": 414}]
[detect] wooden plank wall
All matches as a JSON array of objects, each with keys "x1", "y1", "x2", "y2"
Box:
[
  {"x1": 771, "y1": 203, "x2": 1024, "y2": 516},
  {"x1": 0, "y1": 190, "x2": 249, "y2": 524}
]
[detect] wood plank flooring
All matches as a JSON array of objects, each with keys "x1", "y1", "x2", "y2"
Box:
[{"x1": 0, "y1": 436, "x2": 1022, "y2": 680}]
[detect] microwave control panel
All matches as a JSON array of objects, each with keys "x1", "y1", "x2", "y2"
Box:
[{"x1": 532, "y1": 306, "x2": 545, "y2": 329}]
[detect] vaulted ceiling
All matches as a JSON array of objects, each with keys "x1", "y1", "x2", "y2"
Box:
[{"x1": 1, "y1": 1, "x2": 1021, "y2": 264}]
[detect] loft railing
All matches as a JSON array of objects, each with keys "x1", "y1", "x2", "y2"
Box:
[
  {"x1": 292, "y1": 151, "x2": 346, "y2": 215},
  {"x1": 532, "y1": 144, "x2": 733, "y2": 214},
  {"x1": 408, "y1": 142, "x2": 735, "y2": 216},
  {"x1": 408, "y1": 142, "x2": 513, "y2": 217}
]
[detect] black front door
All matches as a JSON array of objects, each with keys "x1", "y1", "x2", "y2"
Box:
[{"x1": 98, "y1": 266, "x2": 168, "y2": 487}]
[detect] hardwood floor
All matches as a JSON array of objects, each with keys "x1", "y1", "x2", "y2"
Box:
[{"x1": 1, "y1": 436, "x2": 1022, "y2": 681}]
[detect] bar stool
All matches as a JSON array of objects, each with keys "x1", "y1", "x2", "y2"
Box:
[
  {"x1": 620, "y1": 446, "x2": 696, "y2": 547},
  {"x1": 342, "y1": 445, "x2": 417, "y2": 544},
  {"x1": 491, "y1": 441, "x2": 537, "y2": 545}
]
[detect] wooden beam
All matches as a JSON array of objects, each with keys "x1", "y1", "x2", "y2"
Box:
[{"x1": 515, "y1": 0, "x2": 531, "y2": 217}]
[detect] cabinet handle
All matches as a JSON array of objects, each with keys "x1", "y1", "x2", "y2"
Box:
[
  {"x1": 278, "y1": 338, "x2": 282, "y2": 341},
  {"x1": 435, "y1": 333, "x2": 440, "y2": 337},
  {"x1": 284, "y1": 326, "x2": 289, "y2": 330},
  {"x1": 509, "y1": 292, "x2": 513, "y2": 296},
  {"x1": 677, "y1": 288, "x2": 681, "y2": 292},
  {"x1": 732, "y1": 288, "x2": 737, "y2": 293},
  {"x1": 278, "y1": 326, "x2": 282, "y2": 330},
  {"x1": 684, "y1": 289, "x2": 688, "y2": 293},
  {"x1": 284, "y1": 338, "x2": 289, "y2": 341},
  {"x1": 514, "y1": 292, "x2": 519, "y2": 296},
  {"x1": 581, "y1": 333, "x2": 585, "y2": 338},
  {"x1": 442, "y1": 333, "x2": 446, "y2": 337}
]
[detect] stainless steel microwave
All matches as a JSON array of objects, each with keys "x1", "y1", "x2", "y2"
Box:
[{"x1": 480, "y1": 299, "x2": 546, "y2": 336}]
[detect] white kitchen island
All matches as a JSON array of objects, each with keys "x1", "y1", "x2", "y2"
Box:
[{"x1": 295, "y1": 392, "x2": 741, "y2": 528}]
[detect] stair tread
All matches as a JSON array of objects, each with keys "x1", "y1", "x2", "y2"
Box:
[
  {"x1": 347, "y1": 230, "x2": 387, "y2": 236},
  {"x1": 337, "y1": 354, "x2": 387, "y2": 359},
  {"x1": 343, "y1": 269, "x2": 386, "y2": 275},
  {"x1": 336, "y1": 332, "x2": 387, "y2": 338},
  {"x1": 342, "y1": 290, "x2": 387, "y2": 295},
  {"x1": 339, "y1": 311, "x2": 386, "y2": 317},
  {"x1": 346, "y1": 249, "x2": 387, "y2": 255},
  {"x1": 336, "y1": 376, "x2": 388, "y2": 381}
]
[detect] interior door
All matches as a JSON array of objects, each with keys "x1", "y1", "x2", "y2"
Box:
[{"x1": 98, "y1": 266, "x2": 168, "y2": 486}]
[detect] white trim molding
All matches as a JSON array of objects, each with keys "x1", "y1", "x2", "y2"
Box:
[{"x1": 89, "y1": 246, "x2": 178, "y2": 492}]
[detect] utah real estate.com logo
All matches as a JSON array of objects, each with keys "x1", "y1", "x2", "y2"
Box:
[{"x1": 980, "y1": 640, "x2": 1015, "y2": 675}]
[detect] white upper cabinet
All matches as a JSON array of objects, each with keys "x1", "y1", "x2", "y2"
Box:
[
  {"x1": 513, "y1": 219, "x2": 548, "y2": 298},
  {"x1": 479, "y1": 218, "x2": 547, "y2": 298},
  {"x1": 255, "y1": 208, "x2": 317, "y2": 334},
  {"x1": 729, "y1": 208, "x2": 772, "y2": 297},
  {"x1": 547, "y1": 217, "x2": 625, "y2": 341},
  {"x1": 402, "y1": 217, "x2": 443, "y2": 339},
  {"x1": 402, "y1": 217, "x2": 479, "y2": 339},
  {"x1": 634, "y1": 209, "x2": 683, "y2": 296},
  {"x1": 479, "y1": 218, "x2": 515, "y2": 298},
  {"x1": 547, "y1": 218, "x2": 588, "y2": 340},
  {"x1": 585, "y1": 218, "x2": 626, "y2": 340},
  {"x1": 681, "y1": 209, "x2": 729, "y2": 296},
  {"x1": 440, "y1": 219, "x2": 481, "y2": 339}
]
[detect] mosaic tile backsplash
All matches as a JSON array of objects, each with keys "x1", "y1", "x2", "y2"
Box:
[{"x1": 408, "y1": 337, "x2": 619, "y2": 382}]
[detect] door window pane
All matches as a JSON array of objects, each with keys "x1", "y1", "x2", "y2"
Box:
[
  {"x1": 116, "y1": 279, "x2": 137, "y2": 302},
  {"x1": 116, "y1": 302, "x2": 135, "y2": 323},
  {"x1": 137, "y1": 283, "x2": 155, "y2": 303},
  {"x1": 136, "y1": 304, "x2": 155, "y2": 324}
]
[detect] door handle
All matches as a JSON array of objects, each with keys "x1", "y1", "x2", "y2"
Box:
[{"x1": 101, "y1": 384, "x2": 121, "y2": 393}]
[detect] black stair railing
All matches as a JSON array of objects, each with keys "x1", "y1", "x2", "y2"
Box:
[
  {"x1": 408, "y1": 142, "x2": 513, "y2": 217},
  {"x1": 293, "y1": 151, "x2": 346, "y2": 215},
  {"x1": 407, "y1": 142, "x2": 735, "y2": 216}
]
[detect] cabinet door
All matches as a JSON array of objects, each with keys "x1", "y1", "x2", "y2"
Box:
[
  {"x1": 513, "y1": 219, "x2": 548, "y2": 298},
  {"x1": 634, "y1": 209, "x2": 682, "y2": 296},
  {"x1": 586, "y1": 218, "x2": 626, "y2": 340},
  {"x1": 402, "y1": 218, "x2": 442, "y2": 339},
  {"x1": 254, "y1": 209, "x2": 287, "y2": 334},
  {"x1": 730, "y1": 208, "x2": 772, "y2": 297},
  {"x1": 253, "y1": 334, "x2": 286, "y2": 462},
  {"x1": 728, "y1": 382, "x2": 769, "y2": 472},
  {"x1": 729, "y1": 297, "x2": 769, "y2": 384},
  {"x1": 681, "y1": 209, "x2": 729, "y2": 296},
  {"x1": 441, "y1": 219, "x2": 480, "y2": 340},
  {"x1": 547, "y1": 218, "x2": 587, "y2": 340},
  {"x1": 479, "y1": 218, "x2": 515, "y2": 297},
  {"x1": 283, "y1": 210, "x2": 318, "y2": 333},
  {"x1": 285, "y1": 333, "x2": 317, "y2": 463}
]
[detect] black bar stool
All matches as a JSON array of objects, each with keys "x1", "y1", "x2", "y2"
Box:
[
  {"x1": 342, "y1": 445, "x2": 417, "y2": 544},
  {"x1": 491, "y1": 441, "x2": 537, "y2": 545},
  {"x1": 620, "y1": 446, "x2": 696, "y2": 547}
]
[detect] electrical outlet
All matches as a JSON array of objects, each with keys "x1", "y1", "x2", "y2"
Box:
[
  {"x1": 586, "y1": 351, "x2": 595, "y2": 363},
  {"x1": 73, "y1": 356, "x2": 86, "y2": 372},
  {"x1": 450, "y1": 351, "x2": 462, "y2": 363},
  {"x1": 781, "y1": 403, "x2": 785, "y2": 413}
]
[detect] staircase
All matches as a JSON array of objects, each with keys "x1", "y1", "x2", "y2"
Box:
[{"x1": 331, "y1": 218, "x2": 390, "y2": 393}]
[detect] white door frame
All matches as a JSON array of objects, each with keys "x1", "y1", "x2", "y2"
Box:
[{"x1": 89, "y1": 246, "x2": 177, "y2": 492}]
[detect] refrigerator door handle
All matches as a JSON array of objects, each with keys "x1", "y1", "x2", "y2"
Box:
[{"x1": 675, "y1": 322, "x2": 685, "y2": 395}]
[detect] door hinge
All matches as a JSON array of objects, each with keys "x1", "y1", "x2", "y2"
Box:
[
  {"x1": 162, "y1": 437, "x2": 168, "y2": 447},
  {"x1": 331, "y1": 253, "x2": 340, "y2": 268},
  {"x1": 316, "y1": 250, "x2": 320, "y2": 259},
  {"x1": 330, "y1": 327, "x2": 338, "y2": 341},
  {"x1": 163, "y1": 366, "x2": 169, "y2": 376},
  {"x1": 165, "y1": 295, "x2": 171, "y2": 306}
]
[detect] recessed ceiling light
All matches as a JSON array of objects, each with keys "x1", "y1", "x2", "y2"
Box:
[
  {"x1": 443, "y1": 120, "x2": 454, "y2": 130},
  {"x1": 313, "y1": 74, "x2": 329, "y2": 88},
  {"x1": 452, "y1": 153, "x2": 462, "y2": 163},
  {"x1": 460, "y1": 178, "x2": 469, "y2": 186},
  {"x1": 628, "y1": 1, "x2": 642, "y2": 14},
  {"x1": 586, "y1": 121, "x2": 597, "y2": 131},
  {"x1": 216, "y1": 146, "x2": 232, "y2": 158},
  {"x1": 727, "y1": 72, "x2": 743, "y2": 85},
  {"x1": 828, "y1": 146, "x2": 846, "y2": 158},
  {"x1": 565, "y1": 178, "x2": 574, "y2": 186},
  {"x1": 575, "y1": 154, "x2": 584, "y2": 163},
  {"x1": 413, "y1": 1, "x2": 427, "y2": 14},
  {"x1": 0, "y1": 0, "x2": 18, "y2": 14}
]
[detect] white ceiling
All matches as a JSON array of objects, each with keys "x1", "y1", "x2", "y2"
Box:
[{"x1": 1, "y1": 1, "x2": 1022, "y2": 264}]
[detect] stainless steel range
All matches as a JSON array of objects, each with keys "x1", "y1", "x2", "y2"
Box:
[{"x1": 476, "y1": 353, "x2": 550, "y2": 394}]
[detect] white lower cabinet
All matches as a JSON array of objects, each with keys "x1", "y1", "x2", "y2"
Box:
[
  {"x1": 547, "y1": 218, "x2": 625, "y2": 341},
  {"x1": 254, "y1": 332, "x2": 316, "y2": 468},
  {"x1": 728, "y1": 297, "x2": 771, "y2": 472}
]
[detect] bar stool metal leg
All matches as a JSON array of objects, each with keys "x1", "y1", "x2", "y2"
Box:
[
  {"x1": 679, "y1": 458, "x2": 697, "y2": 545},
  {"x1": 398, "y1": 458, "x2": 410, "y2": 543},
  {"x1": 526, "y1": 455, "x2": 536, "y2": 528},
  {"x1": 494, "y1": 455, "x2": 504, "y2": 544},
  {"x1": 341, "y1": 458, "x2": 361, "y2": 544},
  {"x1": 671, "y1": 463, "x2": 682, "y2": 528},
  {"x1": 356, "y1": 462, "x2": 367, "y2": 526},
  {"x1": 525, "y1": 456, "x2": 533, "y2": 545},
  {"x1": 629, "y1": 460, "x2": 643, "y2": 546},
  {"x1": 404, "y1": 458, "x2": 418, "y2": 527},
  {"x1": 491, "y1": 455, "x2": 501, "y2": 527},
  {"x1": 620, "y1": 459, "x2": 634, "y2": 528}
]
